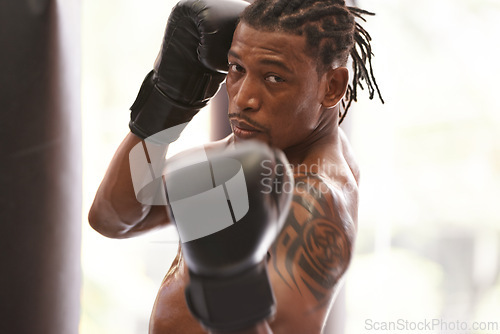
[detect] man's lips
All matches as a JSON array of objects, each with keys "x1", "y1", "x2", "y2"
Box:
[
  {"x1": 230, "y1": 119, "x2": 264, "y2": 139},
  {"x1": 230, "y1": 119, "x2": 262, "y2": 132}
]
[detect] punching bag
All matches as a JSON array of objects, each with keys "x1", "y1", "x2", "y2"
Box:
[{"x1": 0, "y1": 0, "x2": 82, "y2": 333}]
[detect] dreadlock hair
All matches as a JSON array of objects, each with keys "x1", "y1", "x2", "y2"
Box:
[{"x1": 240, "y1": 0, "x2": 384, "y2": 124}]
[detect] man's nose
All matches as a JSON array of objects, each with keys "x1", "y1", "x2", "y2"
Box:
[{"x1": 234, "y1": 76, "x2": 260, "y2": 112}]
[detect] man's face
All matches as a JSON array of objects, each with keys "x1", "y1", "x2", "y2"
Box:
[{"x1": 226, "y1": 23, "x2": 327, "y2": 151}]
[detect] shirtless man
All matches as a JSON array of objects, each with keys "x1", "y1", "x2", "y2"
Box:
[{"x1": 89, "y1": 0, "x2": 383, "y2": 333}]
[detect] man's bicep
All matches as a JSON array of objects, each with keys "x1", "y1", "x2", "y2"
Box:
[{"x1": 268, "y1": 175, "x2": 356, "y2": 330}]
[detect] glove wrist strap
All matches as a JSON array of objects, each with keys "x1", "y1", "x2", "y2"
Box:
[
  {"x1": 185, "y1": 260, "x2": 275, "y2": 332},
  {"x1": 129, "y1": 70, "x2": 205, "y2": 139}
]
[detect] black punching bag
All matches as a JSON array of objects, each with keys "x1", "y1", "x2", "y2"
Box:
[{"x1": 0, "y1": 0, "x2": 82, "y2": 333}]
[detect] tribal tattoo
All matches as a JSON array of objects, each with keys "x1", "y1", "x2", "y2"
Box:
[{"x1": 270, "y1": 174, "x2": 356, "y2": 308}]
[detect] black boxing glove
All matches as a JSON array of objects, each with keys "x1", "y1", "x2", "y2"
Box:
[
  {"x1": 129, "y1": 0, "x2": 249, "y2": 139},
  {"x1": 163, "y1": 140, "x2": 293, "y2": 332}
]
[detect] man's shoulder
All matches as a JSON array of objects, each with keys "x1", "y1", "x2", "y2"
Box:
[
  {"x1": 339, "y1": 128, "x2": 361, "y2": 184},
  {"x1": 268, "y1": 171, "x2": 356, "y2": 315},
  {"x1": 290, "y1": 172, "x2": 357, "y2": 230}
]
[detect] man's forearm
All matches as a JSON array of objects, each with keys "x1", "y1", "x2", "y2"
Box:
[{"x1": 88, "y1": 132, "x2": 170, "y2": 238}]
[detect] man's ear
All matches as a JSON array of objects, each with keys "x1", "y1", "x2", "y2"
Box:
[{"x1": 321, "y1": 67, "x2": 349, "y2": 109}]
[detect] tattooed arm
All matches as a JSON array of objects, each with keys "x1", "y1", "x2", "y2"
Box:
[{"x1": 267, "y1": 174, "x2": 357, "y2": 334}]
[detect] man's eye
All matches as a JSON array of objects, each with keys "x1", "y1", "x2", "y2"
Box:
[
  {"x1": 229, "y1": 63, "x2": 244, "y2": 73},
  {"x1": 266, "y1": 75, "x2": 285, "y2": 83}
]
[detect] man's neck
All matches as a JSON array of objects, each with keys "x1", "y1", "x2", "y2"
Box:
[{"x1": 283, "y1": 106, "x2": 340, "y2": 166}]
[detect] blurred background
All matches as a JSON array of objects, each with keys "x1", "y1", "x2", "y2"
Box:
[{"x1": 79, "y1": 0, "x2": 500, "y2": 333}]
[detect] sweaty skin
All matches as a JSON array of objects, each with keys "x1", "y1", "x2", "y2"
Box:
[{"x1": 89, "y1": 23, "x2": 359, "y2": 334}]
